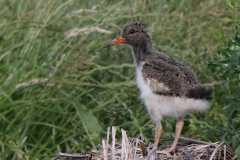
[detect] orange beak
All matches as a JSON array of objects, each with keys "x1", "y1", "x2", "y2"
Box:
[{"x1": 103, "y1": 35, "x2": 126, "y2": 48}]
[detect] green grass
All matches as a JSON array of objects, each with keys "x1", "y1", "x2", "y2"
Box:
[{"x1": 0, "y1": 0, "x2": 239, "y2": 159}]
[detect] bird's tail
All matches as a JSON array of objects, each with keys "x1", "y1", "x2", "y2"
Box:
[{"x1": 186, "y1": 85, "x2": 213, "y2": 101}]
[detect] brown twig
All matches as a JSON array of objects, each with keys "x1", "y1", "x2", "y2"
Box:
[
  {"x1": 140, "y1": 141, "x2": 148, "y2": 157},
  {"x1": 178, "y1": 148, "x2": 194, "y2": 160},
  {"x1": 176, "y1": 136, "x2": 211, "y2": 144},
  {"x1": 209, "y1": 131, "x2": 220, "y2": 142}
]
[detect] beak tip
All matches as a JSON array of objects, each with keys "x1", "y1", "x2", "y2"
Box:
[
  {"x1": 103, "y1": 43, "x2": 110, "y2": 48},
  {"x1": 103, "y1": 36, "x2": 125, "y2": 48}
]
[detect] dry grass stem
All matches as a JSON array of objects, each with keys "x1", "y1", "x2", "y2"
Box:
[
  {"x1": 66, "y1": 9, "x2": 97, "y2": 16},
  {"x1": 15, "y1": 78, "x2": 53, "y2": 89},
  {"x1": 65, "y1": 27, "x2": 111, "y2": 38}
]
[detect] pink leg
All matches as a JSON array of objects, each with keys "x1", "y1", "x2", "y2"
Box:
[
  {"x1": 158, "y1": 118, "x2": 184, "y2": 155},
  {"x1": 154, "y1": 121, "x2": 163, "y2": 146}
]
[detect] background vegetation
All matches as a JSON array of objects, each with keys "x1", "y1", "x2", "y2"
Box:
[{"x1": 0, "y1": 0, "x2": 239, "y2": 159}]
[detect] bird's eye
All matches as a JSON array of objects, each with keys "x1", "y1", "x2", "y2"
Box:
[{"x1": 129, "y1": 29, "x2": 135, "y2": 34}]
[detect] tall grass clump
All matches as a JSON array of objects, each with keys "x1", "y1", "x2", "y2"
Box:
[
  {"x1": 0, "y1": 0, "x2": 238, "y2": 159},
  {"x1": 207, "y1": 2, "x2": 240, "y2": 156}
]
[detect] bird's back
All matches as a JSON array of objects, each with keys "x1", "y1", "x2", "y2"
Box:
[{"x1": 141, "y1": 50, "x2": 212, "y2": 101}]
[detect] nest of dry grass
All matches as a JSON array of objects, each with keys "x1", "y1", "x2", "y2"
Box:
[{"x1": 52, "y1": 127, "x2": 237, "y2": 160}]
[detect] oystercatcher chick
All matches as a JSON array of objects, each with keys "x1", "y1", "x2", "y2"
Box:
[{"x1": 103, "y1": 21, "x2": 212, "y2": 155}]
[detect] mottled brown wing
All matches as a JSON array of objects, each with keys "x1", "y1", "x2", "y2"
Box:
[{"x1": 142, "y1": 57, "x2": 199, "y2": 97}]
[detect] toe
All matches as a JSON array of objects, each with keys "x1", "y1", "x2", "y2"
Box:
[
  {"x1": 156, "y1": 147, "x2": 175, "y2": 157},
  {"x1": 157, "y1": 150, "x2": 171, "y2": 157}
]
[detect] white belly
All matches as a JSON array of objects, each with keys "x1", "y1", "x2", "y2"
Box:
[{"x1": 136, "y1": 62, "x2": 210, "y2": 123}]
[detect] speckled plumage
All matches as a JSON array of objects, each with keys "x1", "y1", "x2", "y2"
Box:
[
  {"x1": 104, "y1": 21, "x2": 213, "y2": 153},
  {"x1": 105, "y1": 21, "x2": 212, "y2": 121},
  {"x1": 142, "y1": 54, "x2": 212, "y2": 100},
  {"x1": 123, "y1": 22, "x2": 211, "y2": 97}
]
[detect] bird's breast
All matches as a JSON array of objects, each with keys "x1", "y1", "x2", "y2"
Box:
[{"x1": 136, "y1": 62, "x2": 152, "y2": 98}]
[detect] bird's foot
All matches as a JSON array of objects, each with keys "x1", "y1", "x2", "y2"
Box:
[
  {"x1": 157, "y1": 148, "x2": 175, "y2": 157},
  {"x1": 150, "y1": 144, "x2": 157, "y2": 149}
]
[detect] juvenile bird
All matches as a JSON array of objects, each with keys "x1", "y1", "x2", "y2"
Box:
[{"x1": 103, "y1": 21, "x2": 212, "y2": 155}]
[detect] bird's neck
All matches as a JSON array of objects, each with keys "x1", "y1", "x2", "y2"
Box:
[{"x1": 132, "y1": 42, "x2": 153, "y2": 65}]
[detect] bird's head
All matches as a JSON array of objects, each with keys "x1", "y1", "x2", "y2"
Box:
[{"x1": 103, "y1": 21, "x2": 152, "y2": 48}]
